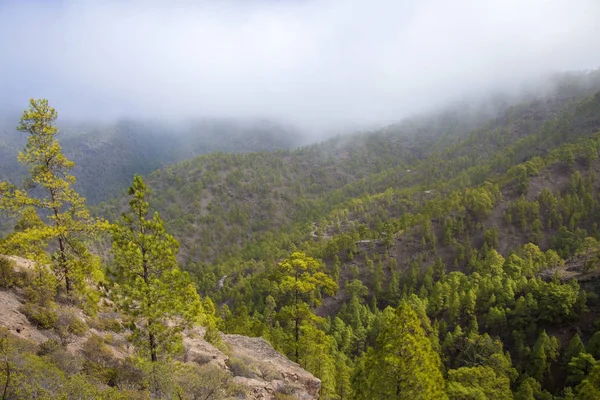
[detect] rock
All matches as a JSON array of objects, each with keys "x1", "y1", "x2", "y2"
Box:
[
  {"x1": 184, "y1": 331, "x2": 321, "y2": 398},
  {"x1": 223, "y1": 334, "x2": 321, "y2": 399},
  {"x1": 182, "y1": 326, "x2": 228, "y2": 368},
  {"x1": 0, "y1": 291, "x2": 47, "y2": 343}
]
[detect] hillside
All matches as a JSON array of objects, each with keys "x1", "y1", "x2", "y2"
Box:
[
  {"x1": 3, "y1": 70, "x2": 600, "y2": 399},
  {"x1": 97, "y1": 71, "x2": 600, "y2": 268},
  {"x1": 0, "y1": 117, "x2": 302, "y2": 204},
  {"x1": 90, "y1": 70, "x2": 600, "y2": 398},
  {"x1": 0, "y1": 255, "x2": 320, "y2": 399}
]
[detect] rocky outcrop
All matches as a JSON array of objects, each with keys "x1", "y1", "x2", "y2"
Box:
[
  {"x1": 0, "y1": 255, "x2": 321, "y2": 399},
  {"x1": 182, "y1": 327, "x2": 321, "y2": 399},
  {"x1": 0, "y1": 290, "x2": 48, "y2": 343},
  {"x1": 224, "y1": 334, "x2": 321, "y2": 399}
]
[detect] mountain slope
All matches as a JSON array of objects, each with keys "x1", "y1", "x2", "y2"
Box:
[
  {"x1": 96, "y1": 71, "x2": 600, "y2": 269},
  {"x1": 89, "y1": 71, "x2": 600, "y2": 398},
  {"x1": 0, "y1": 255, "x2": 321, "y2": 400},
  {"x1": 4, "y1": 70, "x2": 600, "y2": 399},
  {"x1": 0, "y1": 117, "x2": 303, "y2": 204}
]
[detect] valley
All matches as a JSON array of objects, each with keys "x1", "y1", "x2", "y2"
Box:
[{"x1": 1, "y1": 70, "x2": 600, "y2": 399}]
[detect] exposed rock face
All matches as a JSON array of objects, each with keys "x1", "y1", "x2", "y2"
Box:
[
  {"x1": 224, "y1": 334, "x2": 321, "y2": 399},
  {"x1": 0, "y1": 255, "x2": 321, "y2": 399},
  {"x1": 0, "y1": 290, "x2": 48, "y2": 343},
  {"x1": 182, "y1": 327, "x2": 321, "y2": 399}
]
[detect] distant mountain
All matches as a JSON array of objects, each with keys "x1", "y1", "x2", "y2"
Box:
[{"x1": 0, "y1": 117, "x2": 304, "y2": 204}]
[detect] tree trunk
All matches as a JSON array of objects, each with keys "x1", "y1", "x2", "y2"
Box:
[
  {"x1": 294, "y1": 283, "x2": 299, "y2": 363},
  {"x1": 295, "y1": 315, "x2": 300, "y2": 363},
  {"x1": 58, "y1": 237, "x2": 70, "y2": 293},
  {"x1": 149, "y1": 330, "x2": 158, "y2": 362}
]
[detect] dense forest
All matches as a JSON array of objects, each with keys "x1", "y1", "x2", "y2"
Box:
[{"x1": 1, "y1": 70, "x2": 600, "y2": 399}]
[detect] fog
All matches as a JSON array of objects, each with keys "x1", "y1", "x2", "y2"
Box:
[{"x1": 1, "y1": 0, "x2": 599, "y2": 132}]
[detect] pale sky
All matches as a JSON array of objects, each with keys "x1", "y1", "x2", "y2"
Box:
[{"x1": 1, "y1": 0, "x2": 599, "y2": 130}]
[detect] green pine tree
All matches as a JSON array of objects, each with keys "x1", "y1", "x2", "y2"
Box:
[
  {"x1": 447, "y1": 366, "x2": 513, "y2": 400},
  {"x1": 0, "y1": 99, "x2": 101, "y2": 297},
  {"x1": 355, "y1": 303, "x2": 447, "y2": 399},
  {"x1": 111, "y1": 175, "x2": 204, "y2": 362},
  {"x1": 586, "y1": 331, "x2": 600, "y2": 360},
  {"x1": 528, "y1": 330, "x2": 559, "y2": 384},
  {"x1": 273, "y1": 251, "x2": 337, "y2": 362},
  {"x1": 563, "y1": 333, "x2": 586, "y2": 366}
]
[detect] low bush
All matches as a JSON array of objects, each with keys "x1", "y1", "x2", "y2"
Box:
[
  {"x1": 22, "y1": 302, "x2": 58, "y2": 329},
  {"x1": 89, "y1": 314, "x2": 124, "y2": 333},
  {"x1": 55, "y1": 309, "x2": 89, "y2": 345},
  {"x1": 227, "y1": 356, "x2": 258, "y2": 379},
  {"x1": 0, "y1": 256, "x2": 16, "y2": 288},
  {"x1": 37, "y1": 339, "x2": 61, "y2": 356}
]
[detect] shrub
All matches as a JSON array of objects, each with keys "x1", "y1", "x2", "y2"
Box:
[
  {"x1": 69, "y1": 317, "x2": 88, "y2": 336},
  {"x1": 275, "y1": 384, "x2": 297, "y2": 396},
  {"x1": 23, "y1": 266, "x2": 58, "y2": 306},
  {"x1": 258, "y1": 363, "x2": 281, "y2": 381},
  {"x1": 55, "y1": 309, "x2": 89, "y2": 345},
  {"x1": 103, "y1": 333, "x2": 114, "y2": 345},
  {"x1": 174, "y1": 362, "x2": 237, "y2": 400},
  {"x1": 227, "y1": 356, "x2": 257, "y2": 379},
  {"x1": 0, "y1": 256, "x2": 15, "y2": 288},
  {"x1": 37, "y1": 339, "x2": 61, "y2": 356},
  {"x1": 22, "y1": 303, "x2": 58, "y2": 329},
  {"x1": 48, "y1": 348, "x2": 84, "y2": 375},
  {"x1": 82, "y1": 334, "x2": 118, "y2": 384},
  {"x1": 89, "y1": 315, "x2": 123, "y2": 333},
  {"x1": 204, "y1": 323, "x2": 223, "y2": 347},
  {"x1": 112, "y1": 358, "x2": 146, "y2": 391},
  {"x1": 275, "y1": 393, "x2": 297, "y2": 400}
]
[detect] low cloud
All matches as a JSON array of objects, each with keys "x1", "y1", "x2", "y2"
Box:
[{"x1": 1, "y1": 0, "x2": 599, "y2": 130}]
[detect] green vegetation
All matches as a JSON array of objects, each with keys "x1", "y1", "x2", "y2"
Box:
[
  {"x1": 0, "y1": 99, "x2": 102, "y2": 299},
  {"x1": 0, "y1": 100, "x2": 221, "y2": 398},
  {"x1": 111, "y1": 175, "x2": 205, "y2": 362},
  {"x1": 0, "y1": 118, "x2": 302, "y2": 206},
  {"x1": 1, "y1": 70, "x2": 600, "y2": 398}
]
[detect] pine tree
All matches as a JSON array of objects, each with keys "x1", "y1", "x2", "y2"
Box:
[
  {"x1": 334, "y1": 352, "x2": 353, "y2": 400},
  {"x1": 111, "y1": 175, "x2": 204, "y2": 362},
  {"x1": 356, "y1": 303, "x2": 447, "y2": 399},
  {"x1": 567, "y1": 353, "x2": 597, "y2": 386},
  {"x1": 273, "y1": 251, "x2": 337, "y2": 362},
  {"x1": 563, "y1": 333, "x2": 586, "y2": 366},
  {"x1": 447, "y1": 366, "x2": 512, "y2": 400},
  {"x1": 0, "y1": 99, "x2": 101, "y2": 297},
  {"x1": 576, "y1": 364, "x2": 600, "y2": 399},
  {"x1": 299, "y1": 323, "x2": 337, "y2": 399},
  {"x1": 586, "y1": 331, "x2": 600, "y2": 360},
  {"x1": 528, "y1": 330, "x2": 559, "y2": 384}
]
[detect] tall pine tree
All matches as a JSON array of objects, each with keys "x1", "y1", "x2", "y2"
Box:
[
  {"x1": 273, "y1": 251, "x2": 337, "y2": 362},
  {"x1": 111, "y1": 175, "x2": 204, "y2": 362},
  {"x1": 355, "y1": 302, "x2": 447, "y2": 399},
  {"x1": 0, "y1": 99, "x2": 101, "y2": 297}
]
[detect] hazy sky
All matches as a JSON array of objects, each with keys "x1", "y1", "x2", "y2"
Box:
[{"x1": 1, "y1": 0, "x2": 599, "y2": 129}]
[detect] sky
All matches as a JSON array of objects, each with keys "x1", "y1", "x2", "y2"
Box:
[{"x1": 0, "y1": 0, "x2": 599, "y2": 131}]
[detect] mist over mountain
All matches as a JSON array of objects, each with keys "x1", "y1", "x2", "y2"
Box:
[
  {"x1": 1, "y1": 0, "x2": 599, "y2": 130},
  {"x1": 0, "y1": 116, "x2": 304, "y2": 204}
]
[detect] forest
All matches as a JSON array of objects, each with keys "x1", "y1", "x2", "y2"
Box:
[{"x1": 1, "y1": 69, "x2": 600, "y2": 399}]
